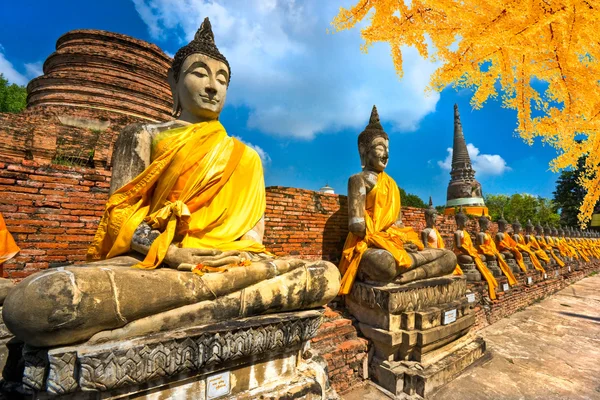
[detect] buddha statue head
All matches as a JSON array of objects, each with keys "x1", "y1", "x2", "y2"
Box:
[
  {"x1": 552, "y1": 227, "x2": 559, "y2": 236},
  {"x1": 544, "y1": 223, "x2": 552, "y2": 235},
  {"x1": 512, "y1": 218, "x2": 522, "y2": 235},
  {"x1": 525, "y1": 220, "x2": 535, "y2": 234},
  {"x1": 168, "y1": 17, "x2": 231, "y2": 122},
  {"x1": 558, "y1": 227, "x2": 565, "y2": 237},
  {"x1": 455, "y1": 206, "x2": 468, "y2": 230},
  {"x1": 497, "y1": 214, "x2": 508, "y2": 233},
  {"x1": 424, "y1": 196, "x2": 437, "y2": 229},
  {"x1": 478, "y1": 211, "x2": 490, "y2": 232},
  {"x1": 358, "y1": 106, "x2": 389, "y2": 172},
  {"x1": 534, "y1": 222, "x2": 544, "y2": 235}
]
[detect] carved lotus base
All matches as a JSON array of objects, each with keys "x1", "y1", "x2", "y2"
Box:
[
  {"x1": 2, "y1": 310, "x2": 335, "y2": 399},
  {"x1": 459, "y1": 263, "x2": 482, "y2": 282}
]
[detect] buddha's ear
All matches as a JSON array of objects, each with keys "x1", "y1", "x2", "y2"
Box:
[
  {"x1": 358, "y1": 144, "x2": 366, "y2": 168},
  {"x1": 168, "y1": 68, "x2": 181, "y2": 117}
]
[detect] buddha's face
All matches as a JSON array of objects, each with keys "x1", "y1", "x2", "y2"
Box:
[
  {"x1": 456, "y1": 216, "x2": 466, "y2": 229},
  {"x1": 362, "y1": 136, "x2": 389, "y2": 172},
  {"x1": 173, "y1": 53, "x2": 229, "y2": 120},
  {"x1": 513, "y1": 224, "x2": 521, "y2": 234},
  {"x1": 425, "y1": 211, "x2": 437, "y2": 228},
  {"x1": 497, "y1": 221, "x2": 506, "y2": 233},
  {"x1": 479, "y1": 218, "x2": 489, "y2": 232}
]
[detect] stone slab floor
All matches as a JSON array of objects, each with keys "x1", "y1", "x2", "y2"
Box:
[{"x1": 344, "y1": 274, "x2": 600, "y2": 400}]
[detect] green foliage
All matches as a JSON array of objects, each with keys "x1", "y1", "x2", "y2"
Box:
[
  {"x1": 399, "y1": 187, "x2": 427, "y2": 209},
  {"x1": 0, "y1": 74, "x2": 27, "y2": 113},
  {"x1": 553, "y1": 156, "x2": 597, "y2": 227},
  {"x1": 485, "y1": 193, "x2": 560, "y2": 226}
]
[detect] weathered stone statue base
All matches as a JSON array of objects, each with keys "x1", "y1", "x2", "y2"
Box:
[
  {"x1": 1, "y1": 310, "x2": 337, "y2": 399},
  {"x1": 485, "y1": 260, "x2": 503, "y2": 277},
  {"x1": 459, "y1": 262, "x2": 482, "y2": 282},
  {"x1": 346, "y1": 276, "x2": 486, "y2": 398}
]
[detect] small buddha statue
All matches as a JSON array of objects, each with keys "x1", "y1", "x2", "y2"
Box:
[
  {"x1": 510, "y1": 219, "x2": 545, "y2": 275},
  {"x1": 338, "y1": 106, "x2": 456, "y2": 295},
  {"x1": 545, "y1": 224, "x2": 566, "y2": 261},
  {"x1": 452, "y1": 207, "x2": 497, "y2": 298},
  {"x1": 525, "y1": 220, "x2": 551, "y2": 267},
  {"x1": 421, "y1": 197, "x2": 463, "y2": 275},
  {"x1": 536, "y1": 223, "x2": 564, "y2": 267},
  {"x1": 476, "y1": 213, "x2": 517, "y2": 286},
  {"x1": 495, "y1": 215, "x2": 526, "y2": 275},
  {"x1": 474, "y1": 213, "x2": 501, "y2": 277},
  {"x1": 3, "y1": 18, "x2": 340, "y2": 348}
]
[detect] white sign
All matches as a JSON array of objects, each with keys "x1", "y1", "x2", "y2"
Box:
[
  {"x1": 443, "y1": 309, "x2": 457, "y2": 325},
  {"x1": 544, "y1": 273, "x2": 548, "y2": 279},
  {"x1": 527, "y1": 277, "x2": 533, "y2": 285},
  {"x1": 568, "y1": 266, "x2": 571, "y2": 272},
  {"x1": 555, "y1": 270, "x2": 559, "y2": 277},
  {"x1": 466, "y1": 293, "x2": 476, "y2": 303},
  {"x1": 207, "y1": 371, "x2": 231, "y2": 399},
  {"x1": 503, "y1": 283, "x2": 509, "y2": 292}
]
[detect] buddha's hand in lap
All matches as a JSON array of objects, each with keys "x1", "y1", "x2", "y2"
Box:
[
  {"x1": 403, "y1": 243, "x2": 419, "y2": 253},
  {"x1": 164, "y1": 247, "x2": 256, "y2": 270}
]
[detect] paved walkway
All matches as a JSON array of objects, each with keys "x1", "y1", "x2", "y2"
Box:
[{"x1": 344, "y1": 274, "x2": 600, "y2": 400}]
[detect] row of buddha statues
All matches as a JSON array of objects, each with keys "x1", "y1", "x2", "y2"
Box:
[
  {"x1": 0, "y1": 16, "x2": 596, "y2": 356},
  {"x1": 421, "y1": 204, "x2": 600, "y2": 299}
]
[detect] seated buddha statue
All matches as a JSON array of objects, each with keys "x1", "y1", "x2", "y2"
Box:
[
  {"x1": 0, "y1": 212, "x2": 18, "y2": 302},
  {"x1": 545, "y1": 224, "x2": 567, "y2": 263},
  {"x1": 535, "y1": 223, "x2": 562, "y2": 267},
  {"x1": 525, "y1": 220, "x2": 551, "y2": 267},
  {"x1": 453, "y1": 207, "x2": 498, "y2": 298},
  {"x1": 337, "y1": 106, "x2": 456, "y2": 295},
  {"x1": 510, "y1": 219, "x2": 545, "y2": 275},
  {"x1": 495, "y1": 215, "x2": 526, "y2": 275},
  {"x1": 420, "y1": 198, "x2": 462, "y2": 275},
  {"x1": 2, "y1": 18, "x2": 340, "y2": 348},
  {"x1": 476, "y1": 213, "x2": 517, "y2": 286}
]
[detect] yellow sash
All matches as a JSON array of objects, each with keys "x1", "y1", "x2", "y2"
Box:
[
  {"x1": 454, "y1": 230, "x2": 497, "y2": 299},
  {"x1": 428, "y1": 228, "x2": 462, "y2": 275},
  {"x1": 479, "y1": 232, "x2": 517, "y2": 286},
  {"x1": 338, "y1": 172, "x2": 423, "y2": 295},
  {"x1": 538, "y1": 237, "x2": 565, "y2": 267},
  {"x1": 527, "y1": 236, "x2": 551, "y2": 263},
  {"x1": 514, "y1": 235, "x2": 546, "y2": 274},
  {"x1": 87, "y1": 121, "x2": 265, "y2": 268},
  {"x1": 0, "y1": 213, "x2": 19, "y2": 267},
  {"x1": 497, "y1": 234, "x2": 527, "y2": 273}
]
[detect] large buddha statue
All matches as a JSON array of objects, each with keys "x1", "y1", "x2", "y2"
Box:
[
  {"x1": 338, "y1": 106, "x2": 456, "y2": 295},
  {"x1": 3, "y1": 18, "x2": 340, "y2": 348}
]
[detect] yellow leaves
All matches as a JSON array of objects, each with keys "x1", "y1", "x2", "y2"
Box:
[{"x1": 333, "y1": 0, "x2": 600, "y2": 226}]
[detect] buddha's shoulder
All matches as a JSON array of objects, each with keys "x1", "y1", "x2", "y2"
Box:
[{"x1": 118, "y1": 120, "x2": 185, "y2": 140}]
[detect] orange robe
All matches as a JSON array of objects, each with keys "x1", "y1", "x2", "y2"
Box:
[
  {"x1": 567, "y1": 238, "x2": 590, "y2": 262},
  {"x1": 514, "y1": 235, "x2": 546, "y2": 274},
  {"x1": 479, "y1": 232, "x2": 517, "y2": 286},
  {"x1": 496, "y1": 234, "x2": 527, "y2": 273},
  {"x1": 427, "y1": 228, "x2": 462, "y2": 275},
  {"x1": 454, "y1": 230, "x2": 498, "y2": 300},
  {"x1": 88, "y1": 121, "x2": 266, "y2": 269},
  {"x1": 527, "y1": 236, "x2": 551, "y2": 263},
  {"x1": 0, "y1": 213, "x2": 19, "y2": 267},
  {"x1": 338, "y1": 172, "x2": 423, "y2": 295},
  {"x1": 538, "y1": 236, "x2": 565, "y2": 267}
]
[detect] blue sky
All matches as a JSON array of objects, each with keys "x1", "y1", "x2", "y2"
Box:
[{"x1": 0, "y1": 0, "x2": 562, "y2": 207}]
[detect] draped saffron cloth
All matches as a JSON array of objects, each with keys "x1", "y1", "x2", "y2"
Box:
[
  {"x1": 338, "y1": 172, "x2": 423, "y2": 296},
  {"x1": 427, "y1": 228, "x2": 462, "y2": 275},
  {"x1": 538, "y1": 237, "x2": 565, "y2": 267},
  {"x1": 479, "y1": 232, "x2": 517, "y2": 286},
  {"x1": 87, "y1": 121, "x2": 266, "y2": 268},
  {"x1": 496, "y1": 234, "x2": 528, "y2": 273},
  {"x1": 513, "y1": 235, "x2": 546, "y2": 274},
  {"x1": 567, "y1": 238, "x2": 590, "y2": 262},
  {"x1": 0, "y1": 212, "x2": 19, "y2": 266},
  {"x1": 454, "y1": 230, "x2": 498, "y2": 300},
  {"x1": 526, "y1": 236, "x2": 551, "y2": 263}
]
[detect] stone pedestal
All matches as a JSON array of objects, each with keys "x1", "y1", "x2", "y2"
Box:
[
  {"x1": 346, "y1": 276, "x2": 485, "y2": 398},
  {"x1": 485, "y1": 260, "x2": 503, "y2": 277},
  {"x1": 459, "y1": 262, "x2": 482, "y2": 282},
  {"x1": 1, "y1": 310, "x2": 336, "y2": 399}
]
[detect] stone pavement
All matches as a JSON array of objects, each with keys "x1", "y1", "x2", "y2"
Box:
[{"x1": 343, "y1": 273, "x2": 600, "y2": 400}]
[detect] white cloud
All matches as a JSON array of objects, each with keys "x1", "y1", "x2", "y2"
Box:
[
  {"x1": 233, "y1": 136, "x2": 271, "y2": 166},
  {"x1": 132, "y1": 0, "x2": 441, "y2": 139},
  {"x1": 438, "y1": 143, "x2": 511, "y2": 176},
  {"x1": 0, "y1": 45, "x2": 43, "y2": 86},
  {"x1": 0, "y1": 45, "x2": 28, "y2": 85}
]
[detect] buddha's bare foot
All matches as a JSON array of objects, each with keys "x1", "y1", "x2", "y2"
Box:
[{"x1": 176, "y1": 251, "x2": 271, "y2": 271}]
